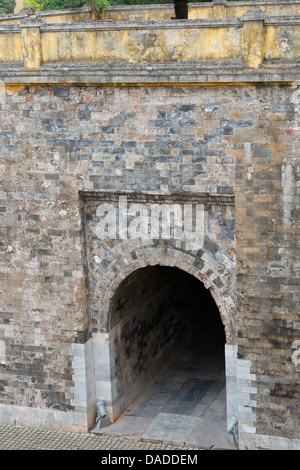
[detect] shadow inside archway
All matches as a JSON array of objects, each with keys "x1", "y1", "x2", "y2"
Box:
[
  {"x1": 92, "y1": 265, "x2": 235, "y2": 449},
  {"x1": 92, "y1": 319, "x2": 234, "y2": 449}
]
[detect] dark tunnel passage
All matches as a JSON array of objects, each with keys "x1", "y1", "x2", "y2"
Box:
[{"x1": 108, "y1": 265, "x2": 226, "y2": 420}]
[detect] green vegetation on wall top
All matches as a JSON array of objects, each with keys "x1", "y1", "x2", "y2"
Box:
[
  {"x1": 0, "y1": 0, "x2": 16, "y2": 14},
  {"x1": 0, "y1": 0, "x2": 261, "y2": 15}
]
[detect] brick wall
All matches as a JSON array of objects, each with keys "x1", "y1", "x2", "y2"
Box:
[
  {"x1": 235, "y1": 85, "x2": 300, "y2": 448},
  {"x1": 0, "y1": 83, "x2": 299, "y2": 448}
]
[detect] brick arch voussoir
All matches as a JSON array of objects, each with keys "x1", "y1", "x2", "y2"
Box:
[{"x1": 97, "y1": 243, "x2": 236, "y2": 344}]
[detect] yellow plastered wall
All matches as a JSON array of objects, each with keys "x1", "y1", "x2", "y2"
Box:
[
  {"x1": 0, "y1": 32, "x2": 23, "y2": 62},
  {"x1": 40, "y1": 26, "x2": 242, "y2": 64},
  {"x1": 1, "y1": 3, "x2": 300, "y2": 70},
  {"x1": 264, "y1": 25, "x2": 300, "y2": 61}
]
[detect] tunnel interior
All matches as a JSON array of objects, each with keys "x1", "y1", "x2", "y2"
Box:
[{"x1": 108, "y1": 265, "x2": 226, "y2": 417}]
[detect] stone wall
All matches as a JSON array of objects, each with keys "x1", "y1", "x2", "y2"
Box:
[
  {"x1": 0, "y1": 83, "x2": 237, "y2": 430},
  {"x1": 235, "y1": 85, "x2": 300, "y2": 448},
  {"x1": 0, "y1": 1, "x2": 299, "y2": 450},
  {"x1": 0, "y1": 81, "x2": 299, "y2": 448}
]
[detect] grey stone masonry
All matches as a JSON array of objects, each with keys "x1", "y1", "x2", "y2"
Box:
[{"x1": 0, "y1": 2, "x2": 299, "y2": 451}]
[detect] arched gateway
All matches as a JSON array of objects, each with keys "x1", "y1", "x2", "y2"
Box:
[
  {"x1": 106, "y1": 264, "x2": 229, "y2": 446},
  {"x1": 84, "y1": 216, "x2": 237, "y2": 446}
]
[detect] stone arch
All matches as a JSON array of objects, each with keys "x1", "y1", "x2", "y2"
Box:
[
  {"x1": 90, "y1": 240, "x2": 237, "y2": 438},
  {"x1": 94, "y1": 242, "x2": 236, "y2": 345}
]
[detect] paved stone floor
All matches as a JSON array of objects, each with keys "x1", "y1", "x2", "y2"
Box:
[{"x1": 0, "y1": 423, "x2": 199, "y2": 450}]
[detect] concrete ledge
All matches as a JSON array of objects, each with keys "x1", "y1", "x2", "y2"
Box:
[
  {"x1": 79, "y1": 190, "x2": 235, "y2": 206},
  {"x1": 0, "y1": 62, "x2": 299, "y2": 85},
  {"x1": 2, "y1": 15, "x2": 300, "y2": 32},
  {"x1": 39, "y1": 18, "x2": 242, "y2": 31}
]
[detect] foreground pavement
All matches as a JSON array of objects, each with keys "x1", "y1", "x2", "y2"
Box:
[
  {"x1": 0, "y1": 327, "x2": 235, "y2": 451},
  {"x1": 0, "y1": 423, "x2": 203, "y2": 451}
]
